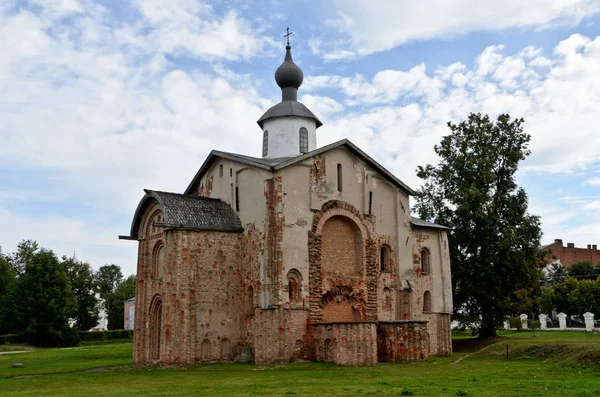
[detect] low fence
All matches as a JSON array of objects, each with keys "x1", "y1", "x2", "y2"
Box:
[{"x1": 505, "y1": 312, "x2": 598, "y2": 332}]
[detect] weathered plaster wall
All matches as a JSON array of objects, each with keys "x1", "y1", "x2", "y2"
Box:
[
  {"x1": 133, "y1": 144, "x2": 452, "y2": 365},
  {"x1": 262, "y1": 116, "x2": 317, "y2": 158},
  {"x1": 410, "y1": 227, "x2": 452, "y2": 356}
]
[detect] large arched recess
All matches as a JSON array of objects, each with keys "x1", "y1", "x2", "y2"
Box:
[{"x1": 308, "y1": 200, "x2": 378, "y2": 323}]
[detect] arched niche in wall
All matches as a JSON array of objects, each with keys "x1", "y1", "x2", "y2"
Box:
[
  {"x1": 421, "y1": 248, "x2": 431, "y2": 275},
  {"x1": 380, "y1": 245, "x2": 391, "y2": 273},
  {"x1": 286, "y1": 269, "x2": 303, "y2": 303},
  {"x1": 152, "y1": 241, "x2": 165, "y2": 279},
  {"x1": 321, "y1": 215, "x2": 362, "y2": 276}
]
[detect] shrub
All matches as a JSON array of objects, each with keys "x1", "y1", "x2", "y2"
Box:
[
  {"x1": 78, "y1": 330, "x2": 133, "y2": 342},
  {"x1": 509, "y1": 317, "x2": 522, "y2": 331},
  {"x1": 78, "y1": 331, "x2": 106, "y2": 341},
  {"x1": 0, "y1": 334, "x2": 26, "y2": 344},
  {"x1": 106, "y1": 329, "x2": 133, "y2": 340}
]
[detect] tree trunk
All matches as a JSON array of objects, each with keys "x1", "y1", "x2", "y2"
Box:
[
  {"x1": 478, "y1": 326, "x2": 497, "y2": 339},
  {"x1": 478, "y1": 314, "x2": 498, "y2": 339}
]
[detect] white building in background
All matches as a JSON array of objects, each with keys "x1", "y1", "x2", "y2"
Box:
[
  {"x1": 124, "y1": 297, "x2": 136, "y2": 330},
  {"x1": 90, "y1": 294, "x2": 108, "y2": 331}
]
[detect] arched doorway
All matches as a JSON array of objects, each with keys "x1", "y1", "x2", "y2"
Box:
[{"x1": 149, "y1": 296, "x2": 162, "y2": 361}]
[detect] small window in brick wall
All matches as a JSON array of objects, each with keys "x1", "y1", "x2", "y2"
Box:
[
  {"x1": 380, "y1": 245, "x2": 391, "y2": 273},
  {"x1": 337, "y1": 164, "x2": 343, "y2": 192},
  {"x1": 421, "y1": 248, "x2": 431, "y2": 275},
  {"x1": 423, "y1": 291, "x2": 432, "y2": 313}
]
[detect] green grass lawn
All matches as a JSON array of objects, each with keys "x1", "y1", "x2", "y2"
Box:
[{"x1": 1, "y1": 331, "x2": 599, "y2": 396}]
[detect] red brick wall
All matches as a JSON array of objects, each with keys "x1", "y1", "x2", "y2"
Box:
[
  {"x1": 545, "y1": 240, "x2": 600, "y2": 268},
  {"x1": 133, "y1": 226, "x2": 245, "y2": 365},
  {"x1": 322, "y1": 216, "x2": 362, "y2": 275},
  {"x1": 322, "y1": 302, "x2": 359, "y2": 322},
  {"x1": 311, "y1": 322, "x2": 378, "y2": 365},
  {"x1": 308, "y1": 200, "x2": 378, "y2": 324},
  {"x1": 377, "y1": 321, "x2": 429, "y2": 362}
]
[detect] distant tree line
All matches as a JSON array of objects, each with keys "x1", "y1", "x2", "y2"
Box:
[
  {"x1": 512, "y1": 260, "x2": 600, "y2": 320},
  {"x1": 0, "y1": 240, "x2": 135, "y2": 347}
]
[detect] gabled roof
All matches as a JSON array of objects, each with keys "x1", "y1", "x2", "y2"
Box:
[
  {"x1": 184, "y1": 139, "x2": 417, "y2": 196},
  {"x1": 257, "y1": 100, "x2": 323, "y2": 129},
  {"x1": 120, "y1": 190, "x2": 243, "y2": 240},
  {"x1": 410, "y1": 217, "x2": 451, "y2": 230}
]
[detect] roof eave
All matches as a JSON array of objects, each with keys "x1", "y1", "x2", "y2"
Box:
[
  {"x1": 184, "y1": 150, "x2": 272, "y2": 195},
  {"x1": 409, "y1": 219, "x2": 451, "y2": 230},
  {"x1": 154, "y1": 221, "x2": 244, "y2": 234}
]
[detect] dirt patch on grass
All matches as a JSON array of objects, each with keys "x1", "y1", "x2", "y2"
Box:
[
  {"x1": 453, "y1": 336, "x2": 506, "y2": 353},
  {"x1": 521, "y1": 344, "x2": 571, "y2": 359},
  {"x1": 82, "y1": 367, "x2": 112, "y2": 373},
  {"x1": 573, "y1": 350, "x2": 600, "y2": 368}
]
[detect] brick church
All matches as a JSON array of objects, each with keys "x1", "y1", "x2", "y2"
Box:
[{"x1": 120, "y1": 39, "x2": 453, "y2": 366}]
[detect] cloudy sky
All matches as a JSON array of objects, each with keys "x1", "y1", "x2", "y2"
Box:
[{"x1": 1, "y1": 0, "x2": 599, "y2": 276}]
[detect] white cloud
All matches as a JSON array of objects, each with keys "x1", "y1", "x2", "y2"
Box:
[
  {"x1": 126, "y1": 0, "x2": 275, "y2": 61},
  {"x1": 1, "y1": 1, "x2": 599, "y2": 272},
  {"x1": 304, "y1": 64, "x2": 444, "y2": 104},
  {"x1": 0, "y1": 1, "x2": 273, "y2": 274},
  {"x1": 301, "y1": 94, "x2": 344, "y2": 118},
  {"x1": 585, "y1": 177, "x2": 600, "y2": 186},
  {"x1": 310, "y1": 34, "x2": 600, "y2": 176},
  {"x1": 325, "y1": 0, "x2": 600, "y2": 55}
]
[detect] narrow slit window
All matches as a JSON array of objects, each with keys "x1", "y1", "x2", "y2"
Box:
[
  {"x1": 299, "y1": 127, "x2": 308, "y2": 154},
  {"x1": 380, "y1": 245, "x2": 390, "y2": 272},
  {"x1": 368, "y1": 191, "x2": 373, "y2": 215},
  {"x1": 262, "y1": 130, "x2": 269, "y2": 157},
  {"x1": 235, "y1": 187, "x2": 239, "y2": 211},
  {"x1": 229, "y1": 168, "x2": 232, "y2": 177},
  {"x1": 421, "y1": 248, "x2": 431, "y2": 275},
  {"x1": 219, "y1": 164, "x2": 223, "y2": 178},
  {"x1": 337, "y1": 164, "x2": 343, "y2": 192}
]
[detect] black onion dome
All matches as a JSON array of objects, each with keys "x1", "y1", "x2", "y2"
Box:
[{"x1": 275, "y1": 45, "x2": 303, "y2": 89}]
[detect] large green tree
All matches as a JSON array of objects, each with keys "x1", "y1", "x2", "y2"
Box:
[
  {"x1": 95, "y1": 264, "x2": 123, "y2": 300},
  {"x1": 9, "y1": 240, "x2": 38, "y2": 276},
  {"x1": 12, "y1": 248, "x2": 78, "y2": 346},
  {"x1": 415, "y1": 113, "x2": 542, "y2": 338},
  {"x1": 106, "y1": 275, "x2": 136, "y2": 330},
  {"x1": 62, "y1": 256, "x2": 100, "y2": 331},
  {"x1": 568, "y1": 261, "x2": 600, "y2": 281},
  {"x1": 95, "y1": 264, "x2": 124, "y2": 329},
  {"x1": 0, "y1": 248, "x2": 16, "y2": 333}
]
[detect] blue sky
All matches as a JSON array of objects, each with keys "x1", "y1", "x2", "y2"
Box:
[{"x1": 1, "y1": 0, "x2": 599, "y2": 276}]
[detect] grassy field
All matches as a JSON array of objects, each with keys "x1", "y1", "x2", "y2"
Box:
[{"x1": 1, "y1": 331, "x2": 599, "y2": 396}]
